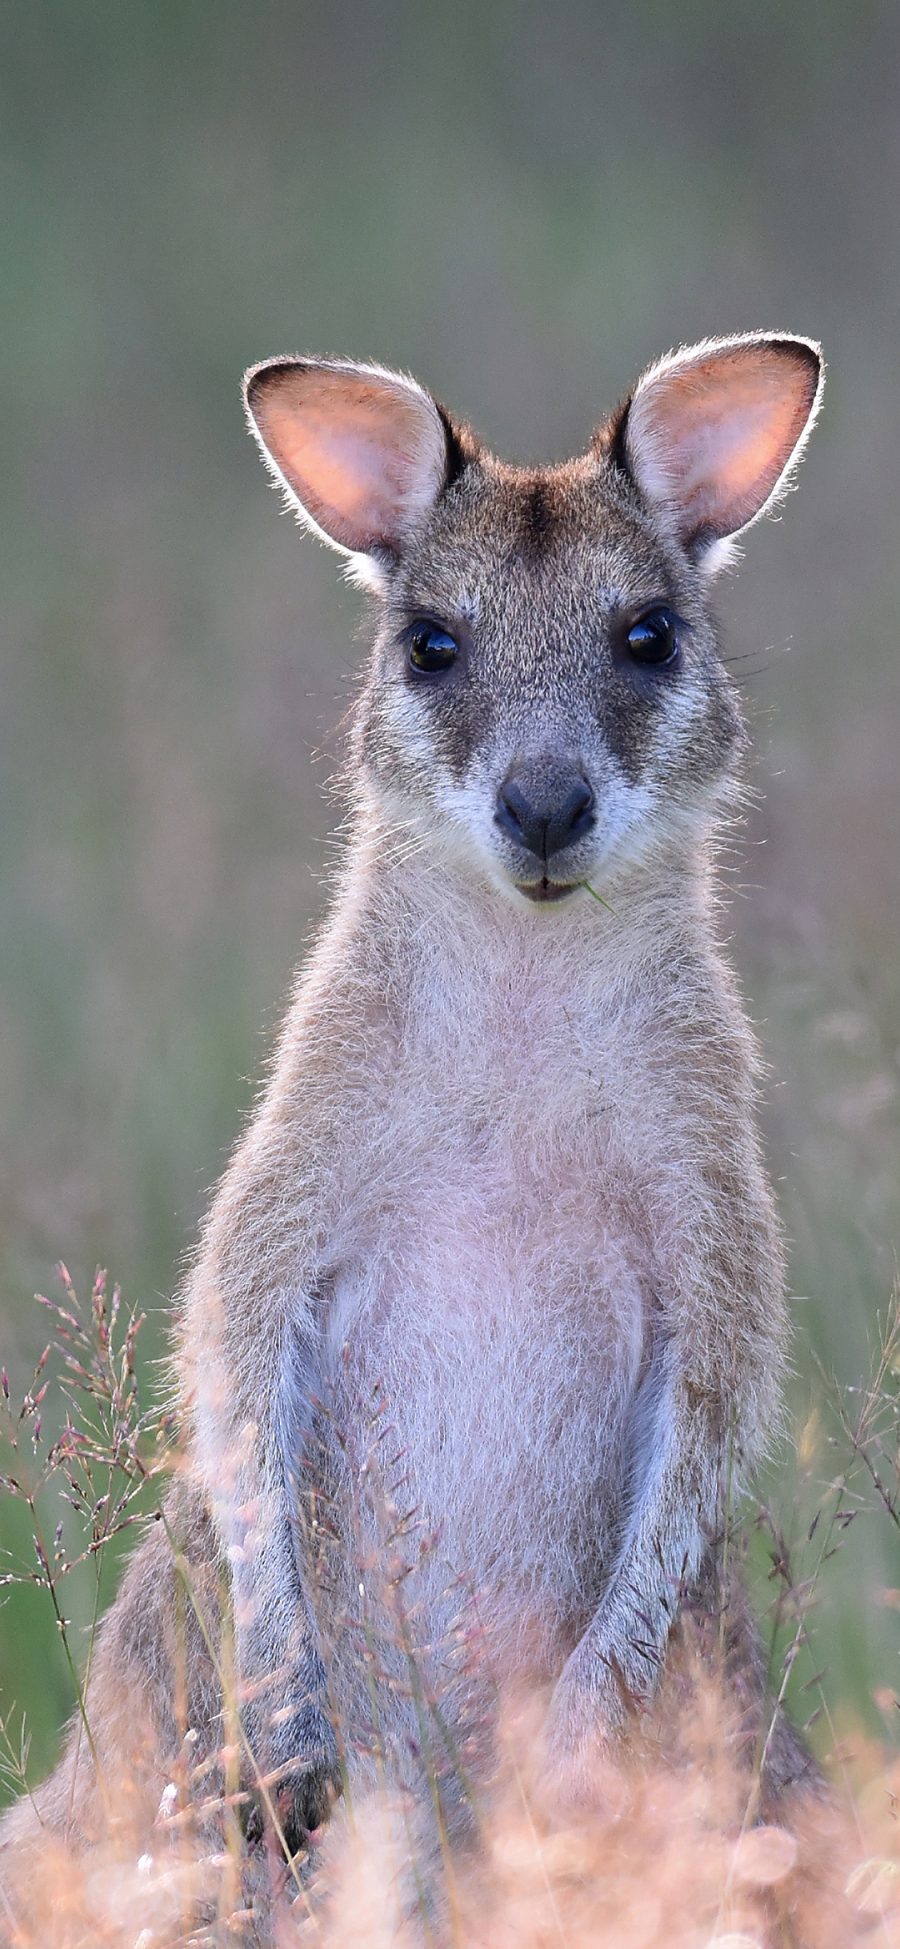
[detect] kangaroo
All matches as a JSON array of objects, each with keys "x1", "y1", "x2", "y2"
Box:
[{"x1": 0, "y1": 334, "x2": 824, "y2": 1894}]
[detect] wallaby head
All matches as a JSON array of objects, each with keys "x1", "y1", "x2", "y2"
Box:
[{"x1": 244, "y1": 336, "x2": 823, "y2": 905}]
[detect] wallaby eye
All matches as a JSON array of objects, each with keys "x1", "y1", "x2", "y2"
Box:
[
  {"x1": 406, "y1": 622, "x2": 460, "y2": 676},
  {"x1": 625, "y1": 607, "x2": 680, "y2": 668}
]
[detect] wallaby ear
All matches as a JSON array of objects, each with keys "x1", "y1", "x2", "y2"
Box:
[
  {"x1": 617, "y1": 333, "x2": 824, "y2": 570},
  {"x1": 243, "y1": 357, "x2": 451, "y2": 567}
]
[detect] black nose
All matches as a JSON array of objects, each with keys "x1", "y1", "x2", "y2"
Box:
[{"x1": 495, "y1": 766, "x2": 595, "y2": 862}]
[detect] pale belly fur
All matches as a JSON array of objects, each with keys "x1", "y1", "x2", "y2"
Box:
[{"x1": 297, "y1": 1184, "x2": 649, "y2": 1780}]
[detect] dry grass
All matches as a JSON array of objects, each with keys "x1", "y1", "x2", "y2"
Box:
[
  {"x1": 1, "y1": 1273, "x2": 899, "y2": 1948},
  {"x1": 1, "y1": 1674, "x2": 898, "y2": 1948}
]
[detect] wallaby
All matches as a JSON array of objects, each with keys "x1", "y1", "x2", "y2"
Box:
[{"x1": 0, "y1": 334, "x2": 824, "y2": 1891}]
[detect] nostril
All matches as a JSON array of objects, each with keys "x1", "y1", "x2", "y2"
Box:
[
  {"x1": 496, "y1": 779, "x2": 524, "y2": 840},
  {"x1": 547, "y1": 779, "x2": 595, "y2": 855},
  {"x1": 568, "y1": 780, "x2": 595, "y2": 836},
  {"x1": 495, "y1": 779, "x2": 550, "y2": 860}
]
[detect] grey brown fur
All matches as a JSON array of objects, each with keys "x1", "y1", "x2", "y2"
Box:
[{"x1": 0, "y1": 335, "x2": 824, "y2": 1888}]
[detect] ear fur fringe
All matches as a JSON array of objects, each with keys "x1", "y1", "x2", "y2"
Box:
[
  {"x1": 242, "y1": 355, "x2": 449, "y2": 581},
  {"x1": 624, "y1": 331, "x2": 825, "y2": 573}
]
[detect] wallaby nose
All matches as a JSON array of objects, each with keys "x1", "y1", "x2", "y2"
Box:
[{"x1": 496, "y1": 766, "x2": 595, "y2": 862}]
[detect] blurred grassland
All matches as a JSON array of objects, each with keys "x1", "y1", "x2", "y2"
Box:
[{"x1": 1, "y1": 0, "x2": 899, "y2": 1792}]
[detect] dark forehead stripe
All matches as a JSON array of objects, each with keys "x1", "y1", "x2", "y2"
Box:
[{"x1": 516, "y1": 479, "x2": 558, "y2": 560}]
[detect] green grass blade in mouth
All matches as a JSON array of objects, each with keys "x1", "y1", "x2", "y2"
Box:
[{"x1": 582, "y1": 881, "x2": 618, "y2": 917}]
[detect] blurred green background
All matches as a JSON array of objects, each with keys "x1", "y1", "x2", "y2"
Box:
[{"x1": 1, "y1": 0, "x2": 898, "y2": 1792}]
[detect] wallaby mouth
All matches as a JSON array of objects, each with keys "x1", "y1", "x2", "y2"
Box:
[{"x1": 517, "y1": 879, "x2": 580, "y2": 904}]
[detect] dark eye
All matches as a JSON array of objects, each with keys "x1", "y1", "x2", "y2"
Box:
[
  {"x1": 406, "y1": 622, "x2": 459, "y2": 675},
  {"x1": 625, "y1": 607, "x2": 680, "y2": 668}
]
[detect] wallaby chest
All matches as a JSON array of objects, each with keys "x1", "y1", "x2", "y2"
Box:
[{"x1": 304, "y1": 968, "x2": 657, "y2": 1681}]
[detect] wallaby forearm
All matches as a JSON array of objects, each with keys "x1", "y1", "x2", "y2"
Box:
[
  {"x1": 553, "y1": 1131, "x2": 786, "y2": 1751},
  {"x1": 183, "y1": 1249, "x2": 327, "y2": 1711}
]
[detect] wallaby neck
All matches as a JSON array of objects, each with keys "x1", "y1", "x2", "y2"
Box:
[{"x1": 332, "y1": 799, "x2": 723, "y2": 1010}]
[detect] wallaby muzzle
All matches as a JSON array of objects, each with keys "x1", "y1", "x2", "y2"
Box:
[{"x1": 495, "y1": 760, "x2": 596, "y2": 867}]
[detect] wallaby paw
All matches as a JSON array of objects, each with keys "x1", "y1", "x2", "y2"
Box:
[{"x1": 242, "y1": 1705, "x2": 342, "y2": 1858}]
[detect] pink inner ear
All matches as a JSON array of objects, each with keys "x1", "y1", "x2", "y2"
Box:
[
  {"x1": 629, "y1": 345, "x2": 819, "y2": 543},
  {"x1": 250, "y1": 367, "x2": 447, "y2": 555}
]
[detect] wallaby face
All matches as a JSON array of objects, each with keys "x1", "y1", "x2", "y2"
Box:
[{"x1": 247, "y1": 337, "x2": 821, "y2": 904}]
